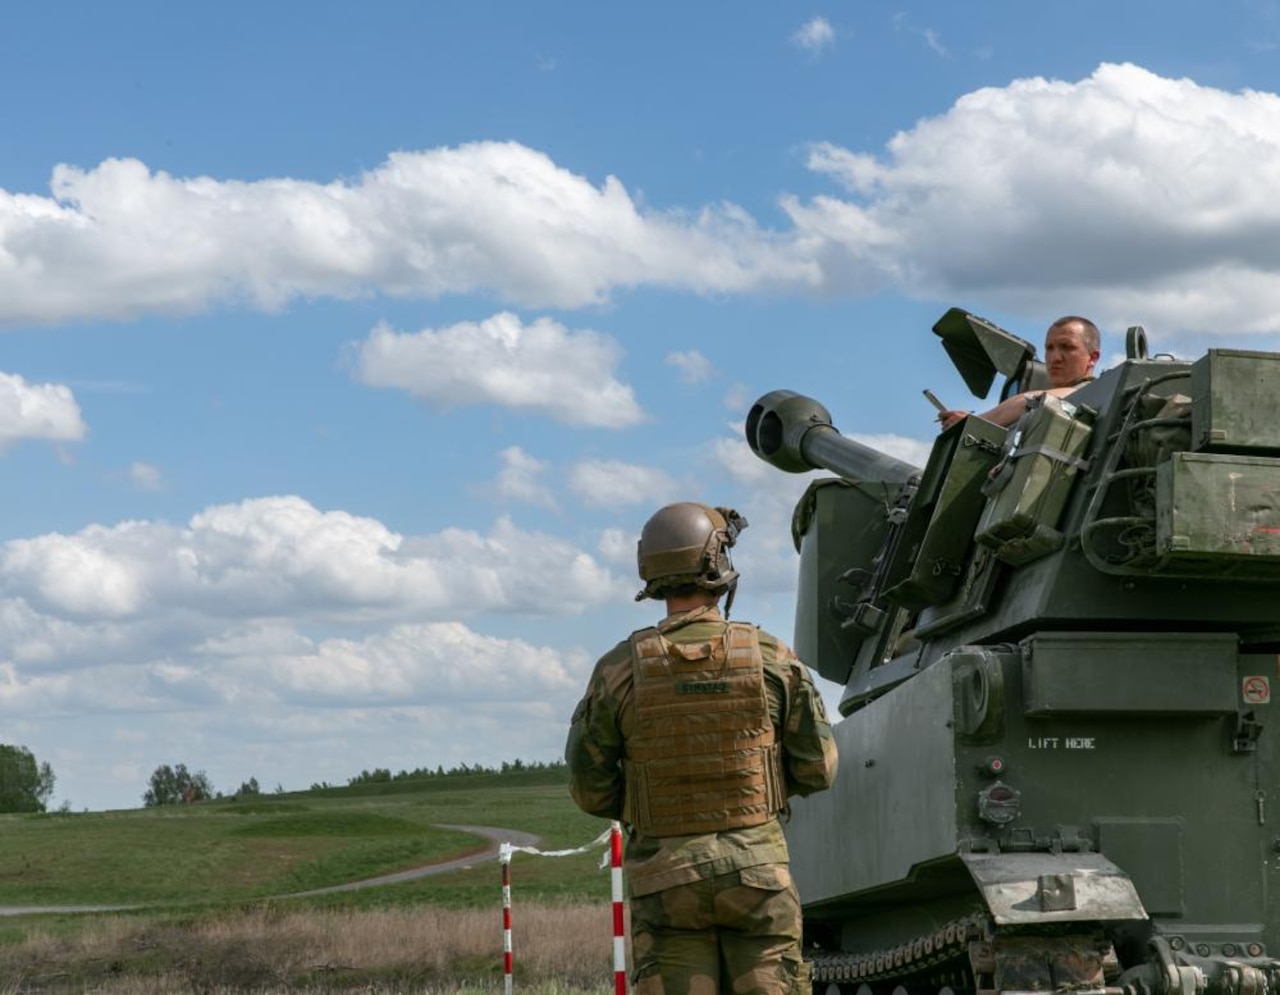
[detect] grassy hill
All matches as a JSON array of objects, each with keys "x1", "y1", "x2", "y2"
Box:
[{"x1": 0, "y1": 767, "x2": 614, "y2": 911}]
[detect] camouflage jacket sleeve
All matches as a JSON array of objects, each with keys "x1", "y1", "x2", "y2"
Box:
[
  {"x1": 761, "y1": 631, "x2": 839, "y2": 797},
  {"x1": 564, "y1": 642, "x2": 631, "y2": 820}
]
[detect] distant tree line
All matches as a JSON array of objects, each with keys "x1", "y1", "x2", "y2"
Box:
[
  {"x1": 314, "y1": 757, "x2": 567, "y2": 790},
  {"x1": 136, "y1": 758, "x2": 566, "y2": 805},
  {"x1": 143, "y1": 763, "x2": 215, "y2": 806},
  {"x1": 142, "y1": 765, "x2": 287, "y2": 806},
  {"x1": 0, "y1": 744, "x2": 56, "y2": 813},
  {"x1": 1, "y1": 750, "x2": 569, "y2": 813}
]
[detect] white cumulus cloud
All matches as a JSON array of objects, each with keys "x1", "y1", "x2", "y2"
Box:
[
  {"x1": 247, "y1": 623, "x2": 589, "y2": 706},
  {"x1": 352, "y1": 312, "x2": 645, "y2": 428},
  {"x1": 0, "y1": 618, "x2": 592, "y2": 716},
  {"x1": 568, "y1": 460, "x2": 679, "y2": 508},
  {"x1": 129, "y1": 461, "x2": 164, "y2": 491},
  {"x1": 0, "y1": 496, "x2": 623, "y2": 638},
  {"x1": 494, "y1": 446, "x2": 556, "y2": 508},
  {"x1": 0, "y1": 143, "x2": 813, "y2": 323},
  {"x1": 0, "y1": 372, "x2": 86, "y2": 448},
  {"x1": 597, "y1": 527, "x2": 636, "y2": 567},
  {"x1": 665, "y1": 349, "x2": 714, "y2": 384},
  {"x1": 786, "y1": 63, "x2": 1280, "y2": 334},
  {"x1": 10, "y1": 68, "x2": 1280, "y2": 336},
  {"x1": 792, "y1": 16, "x2": 836, "y2": 55}
]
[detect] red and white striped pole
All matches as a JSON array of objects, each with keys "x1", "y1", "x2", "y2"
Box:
[
  {"x1": 502, "y1": 853, "x2": 514, "y2": 995},
  {"x1": 499, "y1": 826, "x2": 621, "y2": 994},
  {"x1": 611, "y1": 820, "x2": 627, "y2": 995}
]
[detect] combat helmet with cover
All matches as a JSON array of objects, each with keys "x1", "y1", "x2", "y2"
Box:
[{"x1": 635, "y1": 502, "x2": 748, "y2": 615}]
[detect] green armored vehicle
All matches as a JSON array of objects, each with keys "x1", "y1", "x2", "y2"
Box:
[{"x1": 744, "y1": 309, "x2": 1278, "y2": 995}]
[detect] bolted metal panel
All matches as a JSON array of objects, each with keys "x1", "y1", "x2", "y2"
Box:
[
  {"x1": 1095, "y1": 817, "x2": 1184, "y2": 916},
  {"x1": 785, "y1": 658, "x2": 959, "y2": 907},
  {"x1": 1022, "y1": 631, "x2": 1238, "y2": 716}
]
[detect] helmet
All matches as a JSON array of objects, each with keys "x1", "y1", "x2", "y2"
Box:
[{"x1": 635, "y1": 502, "x2": 748, "y2": 607}]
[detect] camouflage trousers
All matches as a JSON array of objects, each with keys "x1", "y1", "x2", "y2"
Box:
[{"x1": 629, "y1": 863, "x2": 810, "y2": 995}]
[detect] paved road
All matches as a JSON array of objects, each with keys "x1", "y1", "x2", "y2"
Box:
[{"x1": 0, "y1": 824, "x2": 542, "y2": 916}]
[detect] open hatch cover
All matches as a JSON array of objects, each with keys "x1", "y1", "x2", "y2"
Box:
[{"x1": 932, "y1": 308, "x2": 1036, "y2": 400}]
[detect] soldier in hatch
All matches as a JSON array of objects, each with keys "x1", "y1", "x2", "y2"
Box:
[
  {"x1": 566, "y1": 502, "x2": 838, "y2": 995},
  {"x1": 937, "y1": 315, "x2": 1102, "y2": 430}
]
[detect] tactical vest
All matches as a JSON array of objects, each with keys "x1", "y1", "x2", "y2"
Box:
[{"x1": 623, "y1": 621, "x2": 784, "y2": 837}]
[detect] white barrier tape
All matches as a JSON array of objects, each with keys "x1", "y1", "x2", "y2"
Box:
[{"x1": 499, "y1": 824, "x2": 615, "y2": 865}]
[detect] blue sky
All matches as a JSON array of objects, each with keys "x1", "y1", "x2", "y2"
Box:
[{"x1": 6, "y1": 2, "x2": 1280, "y2": 811}]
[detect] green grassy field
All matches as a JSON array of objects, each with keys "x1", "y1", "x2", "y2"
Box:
[
  {"x1": 0, "y1": 768, "x2": 622, "y2": 992},
  {"x1": 0, "y1": 768, "x2": 614, "y2": 911}
]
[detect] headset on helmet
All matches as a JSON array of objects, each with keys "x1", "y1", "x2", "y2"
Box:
[{"x1": 635, "y1": 502, "x2": 748, "y2": 615}]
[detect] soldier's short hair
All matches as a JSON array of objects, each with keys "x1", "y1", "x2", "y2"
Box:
[{"x1": 1049, "y1": 315, "x2": 1101, "y2": 354}]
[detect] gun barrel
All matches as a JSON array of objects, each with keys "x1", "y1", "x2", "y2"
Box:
[{"x1": 745, "y1": 390, "x2": 919, "y2": 484}]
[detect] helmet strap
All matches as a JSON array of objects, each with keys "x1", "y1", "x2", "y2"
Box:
[{"x1": 723, "y1": 578, "x2": 738, "y2": 619}]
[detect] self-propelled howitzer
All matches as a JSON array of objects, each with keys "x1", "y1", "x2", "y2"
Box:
[{"x1": 745, "y1": 308, "x2": 1279, "y2": 995}]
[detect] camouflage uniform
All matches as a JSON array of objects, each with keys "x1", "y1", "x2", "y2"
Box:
[{"x1": 567, "y1": 604, "x2": 838, "y2": 995}]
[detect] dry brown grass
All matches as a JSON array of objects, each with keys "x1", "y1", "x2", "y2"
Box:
[{"x1": 0, "y1": 902, "x2": 625, "y2": 994}]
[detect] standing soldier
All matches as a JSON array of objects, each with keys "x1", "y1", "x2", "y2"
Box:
[{"x1": 566, "y1": 502, "x2": 838, "y2": 995}]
